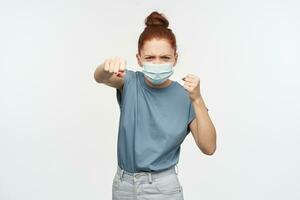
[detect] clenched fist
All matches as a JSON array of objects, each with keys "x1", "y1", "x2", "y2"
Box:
[{"x1": 103, "y1": 57, "x2": 127, "y2": 78}]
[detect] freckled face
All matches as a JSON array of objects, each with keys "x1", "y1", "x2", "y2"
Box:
[{"x1": 136, "y1": 38, "x2": 178, "y2": 66}]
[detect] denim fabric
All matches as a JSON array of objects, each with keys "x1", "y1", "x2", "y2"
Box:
[{"x1": 112, "y1": 164, "x2": 184, "y2": 200}]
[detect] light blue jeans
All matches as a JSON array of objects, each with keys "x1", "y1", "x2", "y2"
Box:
[{"x1": 112, "y1": 165, "x2": 184, "y2": 200}]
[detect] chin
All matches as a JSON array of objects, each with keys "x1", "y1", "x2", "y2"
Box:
[{"x1": 152, "y1": 80, "x2": 168, "y2": 86}]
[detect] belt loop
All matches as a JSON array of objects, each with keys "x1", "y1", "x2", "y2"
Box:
[
  {"x1": 148, "y1": 172, "x2": 152, "y2": 184},
  {"x1": 175, "y1": 164, "x2": 179, "y2": 175},
  {"x1": 120, "y1": 169, "x2": 124, "y2": 181}
]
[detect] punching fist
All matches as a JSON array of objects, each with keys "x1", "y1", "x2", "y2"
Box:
[{"x1": 103, "y1": 57, "x2": 126, "y2": 78}]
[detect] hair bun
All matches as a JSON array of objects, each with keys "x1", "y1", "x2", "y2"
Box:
[{"x1": 145, "y1": 11, "x2": 169, "y2": 28}]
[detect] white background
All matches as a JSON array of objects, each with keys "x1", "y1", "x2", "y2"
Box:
[{"x1": 1, "y1": 0, "x2": 300, "y2": 199}]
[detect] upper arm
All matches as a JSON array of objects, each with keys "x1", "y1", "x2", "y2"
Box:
[
  {"x1": 189, "y1": 118, "x2": 198, "y2": 140},
  {"x1": 188, "y1": 106, "x2": 209, "y2": 145},
  {"x1": 189, "y1": 118, "x2": 205, "y2": 152}
]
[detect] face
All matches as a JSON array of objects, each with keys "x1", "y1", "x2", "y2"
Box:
[{"x1": 136, "y1": 38, "x2": 178, "y2": 67}]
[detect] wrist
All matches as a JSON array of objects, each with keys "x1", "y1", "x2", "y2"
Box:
[
  {"x1": 192, "y1": 96, "x2": 202, "y2": 104},
  {"x1": 192, "y1": 96, "x2": 209, "y2": 111}
]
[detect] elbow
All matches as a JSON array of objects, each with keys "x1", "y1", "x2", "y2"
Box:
[
  {"x1": 93, "y1": 64, "x2": 107, "y2": 84},
  {"x1": 94, "y1": 70, "x2": 100, "y2": 83},
  {"x1": 204, "y1": 129, "x2": 217, "y2": 155},
  {"x1": 94, "y1": 71, "x2": 103, "y2": 84},
  {"x1": 201, "y1": 145, "x2": 216, "y2": 156},
  {"x1": 204, "y1": 148, "x2": 216, "y2": 155}
]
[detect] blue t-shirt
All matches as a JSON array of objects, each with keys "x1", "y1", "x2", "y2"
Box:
[{"x1": 115, "y1": 69, "x2": 196, "y2": 173}]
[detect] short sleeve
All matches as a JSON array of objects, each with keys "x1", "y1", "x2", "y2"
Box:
[{"x1": 116, "y1": 69, "x2": 134, "y2": 109}]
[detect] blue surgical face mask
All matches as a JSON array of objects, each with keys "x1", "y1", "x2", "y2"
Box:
[{"x1": 141, "y1": 62, "x2": 174, "y2": 85}]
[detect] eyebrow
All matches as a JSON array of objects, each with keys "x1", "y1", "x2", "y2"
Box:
[{"x1": 144, "y1": 55, "x2": 172, "y2": 57}]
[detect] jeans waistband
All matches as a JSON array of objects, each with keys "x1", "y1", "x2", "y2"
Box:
[{"x1": 117, "y1": 165, "x2": 179, "y2": 184}]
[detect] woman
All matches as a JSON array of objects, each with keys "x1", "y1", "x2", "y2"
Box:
[{"x1": 94, "y1": 11, "x2": 217, "y2": 200}]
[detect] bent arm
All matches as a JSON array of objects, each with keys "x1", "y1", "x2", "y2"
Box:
[{"x1": 189, "y1": 96, "x2": 217, "y2": 155}]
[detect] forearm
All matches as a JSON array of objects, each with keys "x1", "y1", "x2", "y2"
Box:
[
  {"x1": 94, "y1": 63, "x2": 111, "y2": 83},
  {"x1": 192, "y1": 95, "x2": 217, "y2": 155}
]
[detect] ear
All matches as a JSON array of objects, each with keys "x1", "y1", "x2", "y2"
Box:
[
  {"x1": 136, "y1": 53, "x2": 142, "y2": 67},
  {"x1": 173, "y1": 52, "x2": 178, "y2": 66}
]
